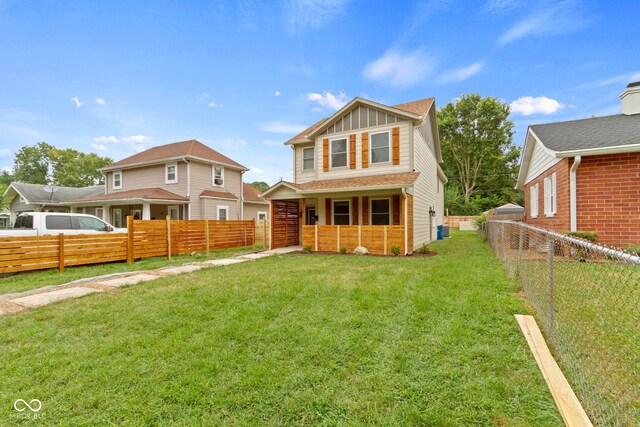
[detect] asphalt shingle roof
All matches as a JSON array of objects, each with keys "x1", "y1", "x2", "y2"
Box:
[
  {"x1": 11, "y1": 182, "x2": 105, "y2": 204},
  {"x1": 530, "y1": 114, "x2": 640, "y2": 152}
]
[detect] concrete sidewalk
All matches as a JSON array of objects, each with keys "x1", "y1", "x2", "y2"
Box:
[{"x1": 0, "y1": 246, "x2": 301, "y2": 316}]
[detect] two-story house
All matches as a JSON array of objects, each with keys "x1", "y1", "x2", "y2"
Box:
[
  {"x1": 69, "y1": 139, "x2": 266, "y2": 226},
  {"x1": 262, "y1": 96, "x2": 447, "y2": 253}
]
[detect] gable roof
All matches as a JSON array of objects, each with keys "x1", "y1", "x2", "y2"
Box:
[
  {"x1": 285, "y1": 97, "x2": 434, "y2": 145},
  {"x1": 101, "y1": 139, "x2": 247, "y2": 171},
  {"x1": 529, "y1": 114, "x2": 640, "y2": 154},
  {"x1": 242, "y1": 183, "x2": 267, "y2": 203},
  {"x1": 4, "y1": 182, "x2": 105, "y2": 205},
  {"x1": 69, "y1": 187, "x2": 188, "y2": 203}
]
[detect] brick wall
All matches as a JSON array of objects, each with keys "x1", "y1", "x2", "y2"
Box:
[
  {"x1": 575, "y1": 153, "x2": 640, "y2": 248},
  {"x1": 525, "y1": 158, "x2": 571, "y2": 231}
]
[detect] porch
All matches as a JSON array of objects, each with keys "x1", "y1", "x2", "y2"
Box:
[{"x1": 302, "y1": 224, "x2": 405, "y2": 255}]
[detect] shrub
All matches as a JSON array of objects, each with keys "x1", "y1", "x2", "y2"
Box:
[
  {"x1": 474, "y1": 213, "x2": 487, "y2": 229},
  {"x1": 565, "y1": 231, "x2": 598, "y2": 260},
  {"x1": 416, "y1": 243, "x2": 433, "y2": 255},
  {"x1": 339, "y1": 247, "x2": 347, "y2": 254},
  {"x1": 566, "y1": 231, "x2": 598, "y2": 243},
  {"x1": 303, "y1": 245, "x2": 312, "y2": 254},
  {"x1": 391, "y1": 245, "x2": 401, "y2": 256}
]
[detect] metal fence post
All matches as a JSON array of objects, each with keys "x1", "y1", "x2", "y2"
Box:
[{"x1": 547, "y1": 235, "x2": 554, "y2": 332}]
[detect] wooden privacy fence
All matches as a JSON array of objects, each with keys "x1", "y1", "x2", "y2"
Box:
[
  {"x1": 0, "y1": 217, "x2": 257, "y2": 275},
  {"x1": 302, "y1": 225, "x2": 404, "y2": 255},
  {"x1": 444, "y1": 216, "x2": 478, "y2": 229}
]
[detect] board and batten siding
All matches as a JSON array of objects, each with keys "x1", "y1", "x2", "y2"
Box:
[
  {"x1": 412, "y1": 125, "x2": 440, "y2": 247},
  {"x1": 314, "y1": 121, "x2": 413, "y2": 181},
  {"x1": 525, "y1": 137, "x2": 561, "y2": 184},
  {"x1": 319, "y1": 105, "x2": 407, "y2": 136}
]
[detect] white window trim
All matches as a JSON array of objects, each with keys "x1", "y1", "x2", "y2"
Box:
[
  {"x1": 165, "y1": 162, "x2": 178, "y2": 184},
  {"x1": 96, "y1": 207, "x2": 104, "y2": 220},
  {"x1": 112, "y1": 208, "x2": 122, "y2": 227},
  {"x1": 302, "y1": 147, "x2": 315, "y2": 171},
  {"x1": 113, "y1": 171, "x2": 123, "y2": 190},
  {"x1": 217, "y1": 205, "x2": 229, "y2": 220},
  {"x1": 168, "y1": 205, "x2": 180, "y2": 220},
  {"x1": 530, "y1": 183, "x2": 539, "y2": 218},
  {"x1": 543, "y1": 173, "x2": 557, "y2": 217},
  {"x1": 332, "y1": 199, "x2": 351, "y2": 225},
  {"x1": 212, "y1": 166, "x2": 225, "y2": 187},
  {"x1": 330, "y1": 138, "x2": 348, "y2": 169},
  {"x1": 257, "y1": 211, "x2": 267, "y2": 221},
  {"x1": 370, "y1": 130, "x2": 391, "y2": 165},
  {"x1": 370, "y1": 197, "x2": 391, "y2": 225}
]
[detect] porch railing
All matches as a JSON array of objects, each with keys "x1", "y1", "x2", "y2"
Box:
[{"x1": 302, "y1": 225, "x2": 404, "y2": 255}]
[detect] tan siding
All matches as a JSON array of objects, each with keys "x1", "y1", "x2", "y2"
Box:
[
  {"x1": 243, "y1": 202, "x2": 269, "y2": 221},
  {"x1": 295, "y1": 144, "x2": 316, "y2": 184},
  {"x1": 412, "y1": 124, "x2": 441, "y2": 247},
  {"x1": 110, "y1": 163, "x2": 188, "y2": 196},
  {"x1": 201, "y1": 198, "x2": 241, "y2": 220}
]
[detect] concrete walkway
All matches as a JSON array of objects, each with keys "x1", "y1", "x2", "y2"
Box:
[{"x1": 0, "y1": 246, "x2": 301, "y2": 316}]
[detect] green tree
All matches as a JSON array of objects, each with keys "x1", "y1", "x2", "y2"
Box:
[
  {"x1": 438, "y1": 94, "x2": 521, "y2": 215},
  {"x1": 49, "y1": 148, "x2": 112, "y2": 187},
  {"x1": 250, "y1": 181, "x2": 269, "y2": 192},
  {"x1": 12, "y1": 142, "x2": 54, "y2": 184}
]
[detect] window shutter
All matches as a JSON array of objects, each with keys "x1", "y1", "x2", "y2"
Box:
[
  {"x1": 325, "y1": 198, "x2": 331, "y2": 225},
  {"x1": 362, "y1": 132, "x2": 369, "y2": 168},
  {"x1": 392, "y1": 127, "x2": 400, "y2": 165},
  {"x1": 392, "y1": 195, "x2": 400, "y2": 225},
  {"x1": 352, "y1": 196, "x2": 359, "y2": 225},
  {"x1": 349, "y1": 134, "x2": 356, "y2": 169},
  {"x1": 362, "y1": 196, "x2": 369, "y2": 225},
  {"x1": 323, "y1": 138, "x2": 329, "y2": 172}
]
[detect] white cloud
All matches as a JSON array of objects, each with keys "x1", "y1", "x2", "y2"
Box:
[
  {"x1": 284, "y1": 0, "x2": 350, "y2": 33},
  {"x1": 483, "y1": 0, "x2": 521, "y2": 15},
  {"x1": 130, "y1": 144, "x2": 147, "y2": 153},
  {"x1": 95, "y1": 98, "x2": 106, "y2": 105},
  {"x1": 122, "y1": 134, "x2": 152, "y2": 143},
  {"x1": 259, "y1": 120, "x2": 307, "y2": 134},
  {"x1": 238, "y1": 139, "x2": 247, "y2": 147},
  {"x1": 274, "y1": 90, "x2": 281, "y2": 96},
  {"x1": 437, "y1": 62, "x2": 484, "y2": 83},
  {"x1": 208, "y1": 102, "x2": 218, "y2": 108},
  {"x1": 306, "y1": 91, "x2": 349, "y2": 111},
  {"x1": 93, "y1": 136, "x2": 118, "y2": 144},
  {"x1": 196, "y1": 92, "x2": 210, "y2": 102},
  {"x1": 91, "y1": 143, "x2": 108, "y2": 151},
  {"x1": 71, "y1": 96, "x2": 82, "y2": 108},
  {"x1": 363, "y1": 49, "x2": 436, "y2": 88},
  {"x1": 498, "y1": 1, "x2": 589, "y2": 45},
  {"x1": 510, "y1": 96, "x2": 564, "y2": 116}
]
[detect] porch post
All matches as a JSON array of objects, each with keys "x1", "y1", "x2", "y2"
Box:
[
  {"x1": 142, "y1": 203, "x2": 151, "y2": 220},
  {"x1": 103, "y1": 205, "x2": 111, "y2": 223}
]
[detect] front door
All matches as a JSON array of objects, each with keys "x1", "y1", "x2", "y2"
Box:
[{"x1": 306, "y1": 207, "x2": 316, "y2": 225}]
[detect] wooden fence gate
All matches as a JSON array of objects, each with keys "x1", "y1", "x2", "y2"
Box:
[{"x1": 271, "y1": 200, "x2": 299, "y2": 249}]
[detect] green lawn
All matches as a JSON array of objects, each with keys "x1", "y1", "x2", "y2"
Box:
[
  {"x1": 0, "y1": 245, "x2": 264, "y2": 296},
  {"x1": 0, "y1": 232, "x2": 562, "y2": 425}
]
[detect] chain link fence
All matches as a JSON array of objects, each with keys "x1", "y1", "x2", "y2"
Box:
[{"x1": 485, "y1": 220, "x2": 639, "y2": 426}]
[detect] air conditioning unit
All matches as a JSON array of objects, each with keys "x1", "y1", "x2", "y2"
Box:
[{"x1": 214, "y1": 178, "x2": 223, "y2": 186}]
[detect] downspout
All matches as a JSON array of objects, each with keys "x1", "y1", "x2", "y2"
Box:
[
  {"x1": 402, "y1": 188, "x2": 409, "y2": 255},
  {"x1": 183, "y1": 159, "x2": 191, "y2": 219},
  {"x1": 240, "y1": 170, "x2": 245, "y2": 220},
  {"x1": 570, "y1": 156, "x2": 581, "y2": 232}
]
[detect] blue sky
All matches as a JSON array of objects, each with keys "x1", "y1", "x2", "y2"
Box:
[{"x1": 0, "y1": 0, "x2": 638, "y2": 185}]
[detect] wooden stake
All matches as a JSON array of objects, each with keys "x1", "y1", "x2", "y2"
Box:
[
  {"x1": 166, "y1": 215, "x2": 172, "y2": 261},
  {"x1": 58, "y1": 233, "x2": 65, "y2": 272},
  {"x1": 127, "y1": 215, "x2": 134, "y2": 264}
]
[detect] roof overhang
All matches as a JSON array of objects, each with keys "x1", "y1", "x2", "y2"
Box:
[
  {"x1": 260, "y1": 181, "x2": 301, "y2": 198},
  {"x1": 515, "y1": 128, "x2": 557, "y2": 189},
  {"x1": 64, "y1": 198, "x2": 189, "y2": 206},
  {"x1": 100, "y1": 155, "x2": 248, "y2": 172},
  {"x1": 553, "y1": 143, "x2": 640, "y2": 158},
  {"x1": 2, "y1": 183, "x2": 27, "y2": 204},
  {"x1": 199, "y1": 195, "x2": 238, "y2": 201},
  {"x1": 285, "y1": 97, "x2": 423, "y2": 145}
]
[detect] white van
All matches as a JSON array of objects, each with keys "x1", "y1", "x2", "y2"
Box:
[{"x1": 0, "y1": 212, "x2": 127, "y2": 236}]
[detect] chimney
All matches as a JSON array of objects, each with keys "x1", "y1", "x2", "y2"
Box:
[{"x1": 620, "y1": 81, "x2": 640, "y2": 115}]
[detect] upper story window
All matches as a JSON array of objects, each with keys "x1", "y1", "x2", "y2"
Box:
[
  {"x1": 213, "y1": 166, "x2": 224, "y2": 187},
  {"x1": 530, "y1": 183, "x2": 539, "y2": 218},
  {"x1": 113, "y1": 171, "x2": 122, "y2": 190},
  {"x1": 302, "y1": 147, "x2": 314, "y2": 171},
  {"x1": 331, "y1": 138, "x2": 347, "y2": 168},
  {"x1": 544, "y1": 173, "x2": 557, "y2": 217},
  {"x1": 371, "y1": 131, "x2": 390, "y2": 164},
  {"x1": 165, "y1": 162, "x2": 178, "y2": 184}
]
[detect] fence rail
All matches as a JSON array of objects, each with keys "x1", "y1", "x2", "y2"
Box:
[
  {"x1": 302, "y1": 225, "x2": 404, "y2": 255},
  {"x1": 486, "y1": 220, "x2": 640, "y2": 426},
  {"x1": 0, "y1": 218, "x2": 259, "y2": 275}
]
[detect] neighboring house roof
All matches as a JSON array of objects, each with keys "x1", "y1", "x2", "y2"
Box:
[
  {"x1": 70, "y1": 187, "x2": 189, "y2": 203},
  {"x1": 200, "y1": 189, "x2": 238, "y2": 200},
  {"x1": 242, "y1": 183, "x2": 268, "y2": 203},
  {"x1": 3, "y1": 182, "x2": 105, "y2": 205},
  {"x1": 529, "y1": 114, "x2": 640, "y2": 154},
  {"x1": 262, "y1": 172, "x2": 420, "y2": 197},
  {"x1": 101, "y1": 139, "x2": 247, "y2": 171},
  {"x1": 285, "y1": 97, "x2": 434, "y2": 145},
  {"x1": 485, "y1": 203, "x2": 525, "y2": 215}
]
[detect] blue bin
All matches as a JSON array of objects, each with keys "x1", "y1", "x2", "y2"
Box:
[{"x1": 437, "y1": 225, "x2": 444, "y2": 240}]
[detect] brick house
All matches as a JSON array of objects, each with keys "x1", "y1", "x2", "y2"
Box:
[{"x1": 516, "y1": 82, "x2": 640, "y2": 248}]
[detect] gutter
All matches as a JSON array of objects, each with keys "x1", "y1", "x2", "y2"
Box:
[
  {"x1": 570, "y1": 156, "x2": 581, "y2": 232},
  {"x1": 402, "y1": 188, "x2": 409, "y2": 255}
]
